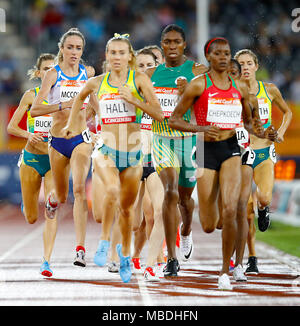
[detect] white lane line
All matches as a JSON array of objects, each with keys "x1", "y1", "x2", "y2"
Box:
[
  {"x1": 0, "y1": 223, "x2": 44, "y2": 263},
  {"x1": 256, "y1": 241, "x2": 300, "y2": 274},
  {"x1": 136, "y1": 272, "x2": 154, "y2": 306},
  {"x1": 0, "y1": 207, "x2": 68, "y2": 263}
]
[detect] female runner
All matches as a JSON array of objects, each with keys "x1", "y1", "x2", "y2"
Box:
[
  {"x1": 169, "y1": 37, "x2": 265, "y2": 289},
  {"x1": 145, "y1": 24, "x2": 207, "y2": 277},
  {"x1": 31, "y1": 28, "x2": 96, "y2": 267},
  {"x1": 7, "y1": 53, "x2": 57, "y2": 277},
  {"x1": 63, "y1": 33, "x2": 163, "y2": 283},
  {"x1": 234, "y1": 49, "x2": 292, "y2": 274}
]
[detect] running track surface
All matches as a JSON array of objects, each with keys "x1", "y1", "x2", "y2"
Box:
[{"x1": 0, "y1": 202, "x2": 299, "y2": 307}]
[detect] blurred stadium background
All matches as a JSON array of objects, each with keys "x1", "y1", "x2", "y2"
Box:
[{"x1": 0, "y1": 0, "x2": 299, "y2": 227}]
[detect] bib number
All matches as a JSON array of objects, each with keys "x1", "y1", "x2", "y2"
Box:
[
  {"x1": 82, "y1": 129, "x2": 92, "y2": 144},
  {"x1": 269, "y1": 144, "x2": 277, "y2": 164},
  {"x1": 154, "y1": 87, "x2": 178, "y2": 118},
  {"x1": 17, "y1": 150, "x2": 24, "y2": 168},
  {"x1": 48, "y1": 132, "x2": 53, "y2": 149},
  {"x1": 258, "y1": 98, "x2": 270, "y2": 125},
  {"x1": 236, "y1": 126, "x2": 249, "y2": 148},
  {"x1": 241, "y1": 147, "x2": 255, "y2": 166},
  {"x1": 207, "y1": 98, "x2": 242, "y2": 129},
  {"x1": 99, "y1": 95, "x2": 136, "y2": 124}
]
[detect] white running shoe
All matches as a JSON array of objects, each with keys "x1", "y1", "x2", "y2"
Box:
[
  {"x1": 74, "y1": 250, "x2": 86, "y2": 267},
  {"x1": 180, "y1": 227, "x2": 193, "y2": 261},
  {"x1": 144, "y1": 266, "x2": 160, "y2": 282},
  {"x1": 45, "y1": 193, "x2": 58, "y2": 219},
  {"x1": 108, "y1": 261, "x2": 119, "y2": 273},
  {"x1": 233, "y1": 264, "x2": 247, "y2": 282},
  {"x1": 218, "y1": 273, "x2": 233, "y2": 290},
  {"x1": 155, "y1": 263, "x2": 165, "y2": 278}
]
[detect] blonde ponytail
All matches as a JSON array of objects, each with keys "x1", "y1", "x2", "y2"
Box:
[{"x1": 27, "y1": 53, "x2": 55, "y2": 80}]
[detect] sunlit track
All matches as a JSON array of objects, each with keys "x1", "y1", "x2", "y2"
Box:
[{"x1": 0, "y1": 203, "x2": 299, "y2": 306}]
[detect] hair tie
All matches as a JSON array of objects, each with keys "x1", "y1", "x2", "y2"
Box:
[
  {"x1": 113, "y1": 33, "x2": 130, "y2": 39},
  {"x1": 206, "y1": 37, "x2": 227, "y2": 54}
]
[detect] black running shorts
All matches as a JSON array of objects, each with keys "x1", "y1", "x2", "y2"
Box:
[{"x1": 196, "y1": 135, "x2": 241, "y2": 171}]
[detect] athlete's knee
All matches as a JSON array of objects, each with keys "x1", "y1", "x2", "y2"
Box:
[
  {"x1": 221, "y1": 203, "x2": 237, "y2": 220},
  {"x1": 73, "y1": 183, "x2": 86, "y2": 199},
  {"x1": 200, "y1": 215, "x2": 216, "y2": 233},
  {"x1": 56, "y1": 192, "x2": 68, "y2": 204},
  {"x1": 257, "y1": 193, "x2": 272, "y2": 208},
  {"x1": 25, "y1": 213, "x2": 38, "y2": 224},
  {"x1": 106, "y1": 184, "x2": 120, "y2": 203},
  {"x1": 119, "y1": 206, "x2": 133, "y2": 220},
  {"x1": 164, "y1": 187, "x2": 179, "y2": 203},
  {"x1": 202, "y1": 223, "x2": 216, "y2": 234},
  {"x1": 92, "y1": 209, "x2": 102, "y2": 223}
]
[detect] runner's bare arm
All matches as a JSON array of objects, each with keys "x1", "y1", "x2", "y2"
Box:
[
  {"x1": 30, "y1": 68, "x2": 73, "y2": 117},
  {"x1": 237, "y1": 80, "x2": 266, "y2": 139},
  {"x1": 169, "y1": 76, "x2": 209, "y2": 133},
  {"x1": 66, "y1": 75, "x2": 102, "y2": 132},
  {"x1": 7, "y1": 90, "x2": 35, "y2": 139},
  {"x1": 265, "y1": 83, "x2": 292, "y2": 143},
  {"x1": 119, "y1": 72, "x2": 164, "y2": 122}
]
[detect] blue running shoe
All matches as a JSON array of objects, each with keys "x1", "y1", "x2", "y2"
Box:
[
  {"x1": 94, "y1": 240, "x2": 110, "y2": 266},
  {"x1": 116, "y1": 244, "x2": 131, "y2": 283},
  {"x1": 40, "y1": 260, "x2": 53, "y2": 277},
  {"x1": 21, "y1": 202, "x2": 24, "y2": 216}
]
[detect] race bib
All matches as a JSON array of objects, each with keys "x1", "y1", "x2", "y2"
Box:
[
  {"x1": 236, "y1": 126, "x2": 249, "y2": 148},
  {"x1": 60, "y1": 80, "x2": 89, "y2": 109},
  {"x1": 17, "y1": 150, "x2": 24, "y2": 168},
  {"x1": 34, "y1": 115, "x2": 52, "y2": 138},
  {"x1": 241, "y1": 147, "x2": 256, "y2": 166},
  {"x1": 82, "y1": 128, "x2": 92, "y2": 143},
  {"x1": 154, "y1": 87, "x2": 178, "y2": 118},
  {"x1": 207, "y1": 98, "x2": 242, "y2": 129},
  {"x1": 269, "y1": 143, "x2": 277, "y2": 164},
  {"x1": 99, "y1": 93, "x2": 136, "y2": 124},
  {"x1": 141, "y1": 111, "x2": 152, "y2": 130},
  {"x1": 258, "y1": 97, "x2": 270, "y2": 125}
]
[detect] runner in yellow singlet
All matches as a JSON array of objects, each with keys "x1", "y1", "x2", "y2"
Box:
[
  {"x1": 63, "y1": 33, "x2": 163, "y2": 283},
  {"x1": 7, "y1": 53, "x2": 57, "y2": 277},
  {"x1": 235, "y1": 49, "x2": 292, "y2": 274}
]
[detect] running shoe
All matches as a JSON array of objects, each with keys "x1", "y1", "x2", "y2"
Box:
[
  {"x1": 218, "y1": 273, "x2": 232, "y2": 290},
  {"x1": 74, "y1": 249, "x2": 86, "y2": 267},
  {"x1": 245, "y1": 256, "x2": 259, "y2": 275},
  {"x1": 229, "y1": 257, "x2": 235, "y2": 272},
  {"x1": 94, "y1": 240, "x2": 110, "y2": 267},
  {"x1": 117, "y1": 244, "x2": 132, "y2": 283},
  {"x1": 155, "y1": 263, "x2": 165, "y2": 278},
  {"x1": 45, "y1": 194, "x2": 58, "y2": 219},
  {"x1": 144, "y1": 266, "x2": 160, "y2": 282},
  {"x1": 108, "y1": 261, "x2": 119, "y2": 273},
  {"x1": 40, "y1": 260, "x2": 53, "y2": 277},
  {"x1": 233, "y1": 264, "x2": 247, "y2": 282},
  {"x1": 257, "y1": 206, "x2": 270, "y2": 232},
  {"x1": 164, "y1": 258, "x2": 180, "y2": 277},
  {"x1": 21, "y1": 201, "x2": 24, "y2": 216},
  {"x1": 132, "y1": 257, "x2": 141, "y2": 272},
  {"x1": 180, "y1": 225, "x2": 193, "y2": 261}
]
